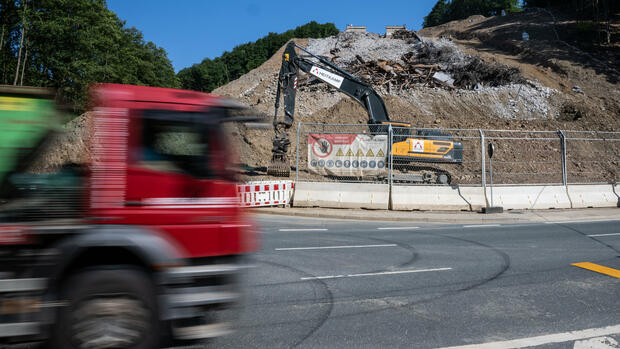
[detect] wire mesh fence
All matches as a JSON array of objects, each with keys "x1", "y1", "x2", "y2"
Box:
[
  {"x1": 296, "y1": 123, "x2": 389, "y2": 183},
  {"x1": 482, "y1": 130, "x2": 563, "y2": 185},
  {"x1": 564, "y1": 131, "x2": 619, "y2": 184},
  {"x1": 390, "y1": 127, "x2": 482, "y2": 186},
  {"x1": 293, "y1": 123, "x2": 619, "y2": 186}
]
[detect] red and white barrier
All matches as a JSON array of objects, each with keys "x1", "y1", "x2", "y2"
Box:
[{"x1": 237, "y1": 181, "x2": 295, "y2": 207}]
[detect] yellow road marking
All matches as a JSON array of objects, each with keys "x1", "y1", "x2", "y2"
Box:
[{"x1": 572, "y1": 262, "x2": 620, "y2": 279}]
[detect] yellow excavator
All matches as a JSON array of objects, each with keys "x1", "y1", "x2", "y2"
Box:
[{"x1": 268, "y1": 41, "x2": 463, "y2": 184}]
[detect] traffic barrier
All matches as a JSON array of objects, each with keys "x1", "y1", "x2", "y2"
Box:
[
  {"x1": 237, "y1": 181, "x2": 294, "y2": 207},
  {"x1": 457, "y1": 186, "x2": 487, "y2": 211},
  {"x1": 484, "y1": 185, "x2": 571, "y2": 210},
  {"x1": 391, "y1": 185, "x2": 473, "y2": 211},
  {"x1": 567, "y1": 184, "x2": 619, "y2": 208},
  {"x1": 292, "y1": 182, "x2": 389, "y2": 209}
]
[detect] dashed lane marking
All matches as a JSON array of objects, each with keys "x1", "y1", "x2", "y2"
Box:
[
  {"x1": 588, "y1": 233, "x2": 620, "y2": 237},
  {"x1": 436, "y1": 324, "x2": 620, "y2": 349},
  {"x1": 278, "y1": 228, "x2": 328, "y2": 232},
  {"x1": 463, "y1": 224, "x2": 501, "y2": 228},
  {"x1": 276, "y1": 244, "x2": 397, "y2": 251},
  {"x1": 572, "y1": 262, "x2": 620, "y2": 279},
  {"x1": 300, "y1": 267, "x2": 452, "y2": 280},
  {"x1": 377, "y1": 226, "x2": 420, "y2": 230}
]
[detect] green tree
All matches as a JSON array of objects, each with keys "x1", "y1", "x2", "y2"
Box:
[
  {"x1": 423, "y1": 0, "x2": 522, "y2": 28},
  {"x1": 0, "y1": 0, "x2": 179, "y2": 111},
  {"x1": 423, "y1": 0, "x2": 449, "y2": 28},
  {"x1": 178, "y1": 21, "x2": 339, "y2": 92}
]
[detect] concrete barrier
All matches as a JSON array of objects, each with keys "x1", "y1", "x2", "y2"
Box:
[
  {"x1": 458, "y1": 186, "x2": 487, "y2": 211},
  {"x1": 483, "y1": 185, "x2": 571, "y2": 210},
  {"x1": 391, "y1": 185, "x2": 473, "y2": 211},
  {"x1": 391, "y1": 185, "x2": 571, "y2": 211},
  {"x1": 567, "y1": 184, "x2": 619, "y2": 208},
  {"x1": 292, "y1": 182, "x2": 389, "y2": 209},
  {"x1": 291, "y1": 183, "x2": 618, "y2": 211}
]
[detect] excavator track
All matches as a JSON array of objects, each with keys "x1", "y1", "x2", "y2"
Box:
[{"x1": 391, "y1": 164, "x2": 452, "y2": 184}]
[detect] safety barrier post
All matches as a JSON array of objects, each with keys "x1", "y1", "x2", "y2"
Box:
[
  {"x1": 558, "y1": 130, "x2": 567, "y2": 186},
  {"x1": 479, "y1": 129, "x2": 487, "y2": 206},
  {"x1": 388, "y1": 124, "x2": 393, "y2": 190},
  {"x1": 296, "y1": 122, "x2": 301, "y2": 183}
]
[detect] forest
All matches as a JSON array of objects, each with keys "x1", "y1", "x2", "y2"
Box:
[
  {"x1": 423, "y1": 0, "x2": 619, "y2": 41},
  {"x1": 0, "y1": 0, "x2": 338, "y2": 110},
  {"x1": 177, "y1": 21, "x2": 339, "y2": 93},
  {"x1": 0, "y1": 0, "x2": 179, "y2": 110}
]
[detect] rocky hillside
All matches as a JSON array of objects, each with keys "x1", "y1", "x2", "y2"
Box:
[
  {"x1": 34, "y1": 12, "x2": 619, "y2": 183},
  {"x1": 213, "y1": 14, "x2": 618, "y2": 181}
]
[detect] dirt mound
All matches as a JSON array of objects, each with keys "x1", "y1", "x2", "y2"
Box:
[
  {"x1": 212, "y1": 26, "x2": 618, "y2": 182},
  {"x1": 29, "y1": 112, "x2": 91, "y2": 173}
]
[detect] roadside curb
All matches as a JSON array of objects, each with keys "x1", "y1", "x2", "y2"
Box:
[{"x1": 252, "y1": 207, "x2": 620, "y2": 224}]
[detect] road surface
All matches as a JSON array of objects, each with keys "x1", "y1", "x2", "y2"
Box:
[{"x1": 214, "y1": 214, "x2": 620, "y2": 349}]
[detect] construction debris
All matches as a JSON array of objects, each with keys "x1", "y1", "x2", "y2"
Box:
[
  {"x1": 390, "y1": 29, "x2": 422, "y2": 42},
  {"x1": 307, "y1": 32, "x2": 525, "y2": 92}
]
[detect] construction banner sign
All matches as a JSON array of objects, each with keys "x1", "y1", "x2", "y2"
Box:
[{"x1": 307, "y1": 134, "x2": 388, "y2": 177}]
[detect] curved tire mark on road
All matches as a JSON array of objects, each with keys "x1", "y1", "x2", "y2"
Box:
[{"x1": 253, "y1": 259, "x2": 334, "y2": 348}]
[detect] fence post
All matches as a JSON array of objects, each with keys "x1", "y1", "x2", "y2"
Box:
[
  {"x1": 558, "y1": 130, "x2": 567, "y2": 186},
  {"x1": 296, "y1": 122, "x2": 301, "y2": 183},
  {"x1": 388, "y1": 124, "x2": 393, "y2": 190},
  {"x1": 479, "y1": 129, "x2": 488, "y2": 205}
]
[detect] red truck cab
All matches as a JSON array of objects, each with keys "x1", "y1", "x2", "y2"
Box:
[
  {"x1": 0, "y1": 84, "x2": 256, "y2": 348},
  {"x1": 90, "y1": 83, "x2": 256, "y2": 257}
]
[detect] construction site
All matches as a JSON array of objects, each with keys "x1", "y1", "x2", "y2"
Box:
[{"x1": 34, "y1": 11, "x2": 619, "y2": 189}]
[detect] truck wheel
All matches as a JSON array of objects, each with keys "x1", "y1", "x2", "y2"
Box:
[{"x1": 52, "y1": 268, "x2": 160, "y2": 349}]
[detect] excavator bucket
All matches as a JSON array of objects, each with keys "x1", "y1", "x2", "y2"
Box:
[{"x1": 267, "y1": 155, "x2": 290, "y2": 177}]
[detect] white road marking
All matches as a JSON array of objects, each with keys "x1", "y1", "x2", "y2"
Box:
[
  {"x1": 574, "y1": 336, "x2": 619, "y2": 349},
  {"x1": 278, "y1": 228, "x2": 328, "y2": 232},
  {"x1": 463, "y1": 224, "x2": 501, "y2": 228},
  {"x1": 436, "y1": 324, "x2": 620, "y2": 349},
  {"x1": 588, "y1": 233, "x2": 620, "y2": 237},
  {"x1": 276, "y1": 244, "x2": 397, "y2": 251},
  {"x1": 544, "y1": 219, "x2": 620, "y2": 225},
  {"x1": 300, "y1": 267, "x2": 451, "y2": 280},
  {"x1": 377, "y1": 226, "x2": 420, "y2": 230}
]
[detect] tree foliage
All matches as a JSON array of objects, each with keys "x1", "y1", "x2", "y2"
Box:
[
  {"x1": 178, "y1": 21, "x2": 339, "y2": 92},
  {"x1": 423, "y1": 0, "x2": 521, "y2": 28},
  {"x1": 523, "y1": 0, "x2": 619, "y2": 44},
  {"x1": 423, "y1": 0, "x2": 450, "y2": 28},
  {"x1": 0, "y1": 0, "x2": 179, "y2": 111}
]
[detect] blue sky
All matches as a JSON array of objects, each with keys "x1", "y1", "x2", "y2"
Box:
[{"x1": 107, "y1": 0, "x2": 438, "y2": 72}]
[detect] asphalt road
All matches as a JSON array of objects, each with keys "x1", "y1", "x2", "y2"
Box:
[{"x1": 213, "y1": 214, "x2": 620, "y2": 349}]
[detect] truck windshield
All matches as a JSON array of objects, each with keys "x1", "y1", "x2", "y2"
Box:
[{"x1": 141, "y1": 111, "x2": 217, "y2": 178}]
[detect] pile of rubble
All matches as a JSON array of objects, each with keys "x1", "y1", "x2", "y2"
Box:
[
  {"x1": 307, "y1": 31, "x2": 525, "y2": 91},
  {"x1": 351, "y1": 53, "x2": 452, "y2": 90}
]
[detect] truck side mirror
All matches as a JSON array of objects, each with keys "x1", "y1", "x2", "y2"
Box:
[{"x1": 487, "y1": 142, "x2": 495, "y2": 159}]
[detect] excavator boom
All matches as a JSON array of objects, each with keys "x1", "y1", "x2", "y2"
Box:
[{"x1": 267, "y1": 41, "x2": 462, "y2": 183}]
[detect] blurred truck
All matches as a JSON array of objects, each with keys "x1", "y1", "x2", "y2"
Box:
[{"x1": 0, "y1": 84, "x2": 256, "y2": 348}]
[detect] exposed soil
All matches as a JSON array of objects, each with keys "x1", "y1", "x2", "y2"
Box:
[
  {"x1": 35, "y1": 12, "x2": 619, "y2": 184},
  {"x1": 213, "y1": 14, "x2": 618, "y2": 184}
]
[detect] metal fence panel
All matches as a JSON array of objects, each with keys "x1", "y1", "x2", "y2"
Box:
[
  {"x1": 389, "y1": 127, "x2": 482, "y2": 186},
  {"x1": 481, "y1": 130, "x2": 564, "y2": 185},
  {"x1": 564, "y1": 131, "x2": 619, "y2": 184},
  {"x1": 292, "y1": 123, "x2": 619, "y2": 187},
  {"x1": 296, "y1": 123, "x2": 389, "y2": 184}
]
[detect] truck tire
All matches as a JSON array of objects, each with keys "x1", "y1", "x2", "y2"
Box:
[{"x1": 51, "y1": 268, "x2": 160, "y2": 349}]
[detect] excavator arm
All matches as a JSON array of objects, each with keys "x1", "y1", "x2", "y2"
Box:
[
  {"x1": 267, "y1": 41, "x2": 462, "y2": 183},
  {"x1": 268, "y1": 41, "x2": 408, "y2": 176}
]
